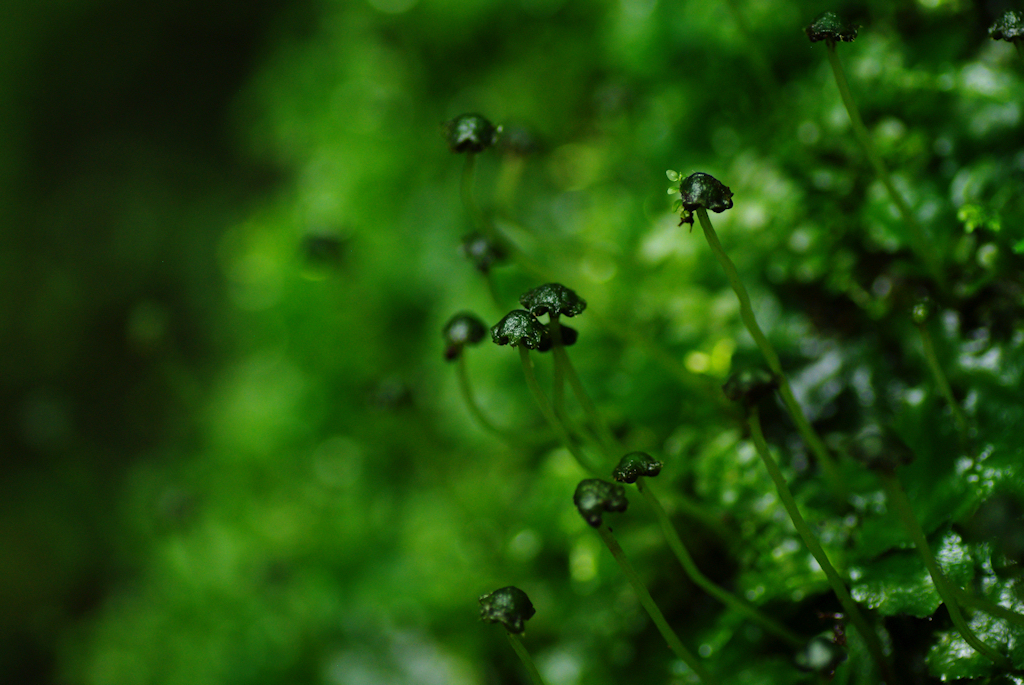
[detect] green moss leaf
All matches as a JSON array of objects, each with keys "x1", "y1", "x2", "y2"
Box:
[
  {"x1": 851, "y1": 531, "x2": 975, "y2": 617},
  {"x1": 850, "y1": 550, "x2": 939, "y2": 617}
]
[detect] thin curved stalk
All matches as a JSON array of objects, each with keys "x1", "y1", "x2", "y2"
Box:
[
  {"x1": 461, "y1": 152, "x2": 550, "y2": 283},
  {"x1": 461, "y1": 153, "x2": 489, "y2": 239},
  {"x1": 457, "y1": 355, "x2": 552, "y2": 445},
  {"x1": 879, "y1": 471, "x2": 1012, "y2": 668},
  {"x1": 748, "y1": 407, "x2": 895, "y2": 683},
  {"x1": 824, "y1": 42, "x2": 945, "y2": 287},
  {"x1": 457, "y1": 355, "x2": 512, "y2": 439},
  {"x1": 484, "y1": 271, "x2": 504, "y2": 310},
  {"x1": 595, "y1": 524, "x2": 718, "y2": 685},
  {"x1": 952, "y1": 587, "x2": 1024, "y2": 631},
  {"x1": 915, "y1": 320, "x2": 969, "y2": 440},
  {"x1": 636, "y1": 479, "x2": 803, "y2": 647},
  {"x1": 549, "y1": 317, "x2": 567, "y2": 423},
  {"x1": 519, "y1": 346, "x2": 601, "y2": 477},
  {"x1": 696, "y1": 208, "x2": 844, "y2": 499},
  {"x1": 550, "y1": 316, "x2": 619, "y2": 461},
  {"x1": 506, "y1": 632, "x2": 547, "y2": 685}
]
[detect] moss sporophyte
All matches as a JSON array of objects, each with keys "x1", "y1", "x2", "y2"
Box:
[
  {"x1": 443, "y1": 113, "x2": 499, "y2": 154},
  {"x1": 612, "y1": 452, "x2": 804, "y2": 647},
  {"x1": 847, "y1": 426, "x2": 1021, "y2": 668},
  {"x1": 911, "y1": 297, "x2": 971, "y2": 442},
  {"x1": 491, "y1": 308, "x2": 599, "y2": 476},
  {"x1": 444, "y1": 311, "x2": 531, "y2": 443},
  {"x1": 517, "y1": 283, "x2": 617, "y2": 459},
  {"x1": 726, "y1": 375, "x2": 897, "y2": 683},
  {"x1": 478, "y1": 586, "x2": 545, "y2": 685},
  {"x1": 989, "y1": 11, "x2": 1024, "y2": 59},
  {"x1": 573, "y1": 479, "x2": 717, "y2": 684},
  {"x1": 805, "y1": 12, "x2": 945, "y2": 287},
  {"x1": 668, "y1": 170, "x2": 843, "y2": 496}
]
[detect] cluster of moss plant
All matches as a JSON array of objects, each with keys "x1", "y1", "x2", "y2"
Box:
[{"x1": 436, "y1": 8, "x2": 1024, "y2": 683}]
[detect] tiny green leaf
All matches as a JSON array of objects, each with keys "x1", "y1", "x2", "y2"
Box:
[
  {"x1": 666, "y1": 169, "x2": 680, "y2": 182},
  {"x1": 443, "y1": 113, "x2": 499, "y2": 153},
  {"x1": 612, "y1": 452, "x2": 663, "y2": 484},
  {"x1": 491, "y1": 310, "x2": 547, "y2": 350},
  {"x1": 677, "y1": 172, "x2": 734, "y2": 226},
  {"x1": 478, "y1": 586, "x2": 536, "y2": 634},
  {"x1": 722, "y1": 368, "x2": 778, "y2": 406},
  {"x1": 989, "y1": 11, "x2": 1024, "y2": 43},
  {"x1": 573, "y1": 479, "x2": 628, "y2": 527},
  {"x1": 519, "y1": 283, "x2": 587, "y2": 319},
  {"x1": 805, "y1": 11, "x2": 860, "y2": 44},
  {"x1": 443, "y1": 312, "x2": 487, "y2": 361},
  {"x1": 850, "y1": 551, "x2": 941, "y2": 618}
]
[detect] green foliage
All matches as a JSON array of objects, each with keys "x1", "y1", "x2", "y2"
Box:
[{"x1": 7, "y1": 1, "x2": 1024, "y2": 684}]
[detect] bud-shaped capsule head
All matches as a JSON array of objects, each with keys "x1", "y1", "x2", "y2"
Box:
[
  {"x1": 911, "y1": 296, "x2": 934, "y2": 325},
  {"x1": 573, "y1": 479, "x2": 629, "y2": 527},
  {"x1": 612, "y1": 452, "x2": 664, "y2": 484},
  {"x1": 990, "y1": 11, "x2": 1024, "y2": 43},
  {"x1": 536, "y1": 324, "x2": 578, "y2": 353},
  {"x1": 678, "y1": 172, "x2": 734, "y2": 226},
  {"x1": 444, "y1": 114, "x2": 499, "y2": 153},
  {"x1": 443, "y1": 312, "x2": 487, "y2": 361},
  {"x1": 723, "y1": 368, "x2": 779, "y2": 407},
  {"x1": 491, "y1": 310, "x2": 547, "y2": 350},
  {"x1": 461, "y1": 232, "x2": 506, "y2": 273},
  {"x1": 805, "y1": 11, "x2": 860, "y2": 44},
  {"x1": 846, "y1": 424, "x2": 915, "y2": 473},
  {"x1": 478, "y1": 586, "x2": 536, "y2": 634},
  {"x1": 519, "y1": 283, "x2": 587, "y2": 319}
]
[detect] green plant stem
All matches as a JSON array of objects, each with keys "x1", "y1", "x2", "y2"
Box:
[
  {"x1": 505, "y1": 632, "x2": 547, "y2": 685},
  {"x1": 915, "y1": 321, "x2": 969, "y2": 440},
  {"x1": 824, "y1": 42, "x2": 945, "y2": 287},
  {"x1": 595, "y1": 524, "x2": 718, "y2": 685},
  {"x1": 461, "y1": 151, "x2": 550, "y2": 284},
  {"x1": 457, "y1": 355, "x2": 550, "y2": 444},
  {"x1": 952, "y1": 587, "x2": 1024, "y2": 630},
  {"x1": 644, "y1": 477, "x2": 740, "y2": 550},
  {"x1": 695, "y1": 208, "x2": 844, "y2": 499},
  {"x1": 461, "y1": 153, "x2": 490, "y2": 239},
  {"x1": 484, "y1": 271, "x2": 505, "y2": 310},
  {"x1": 550, "y1": 316, "x2": 619, "y2": 460},
  {"x1": 636, "y1": 479, "x2": 803, "y2": 647},
  {"x1": 519, "y1": 346, "x2": 601, "y2": 477},
  {"x1": 748, "y1": 407, "x2": 896, "y2": 683},
  {"x1": 457, "y1": 355, "x2": 509, "y2": 438},
  {"x1": 549, "y1": 316, "x2": 567, "y2": 423},
  {"x1": 878, "y1": 471, "x2": 1012, "y2": 668}
]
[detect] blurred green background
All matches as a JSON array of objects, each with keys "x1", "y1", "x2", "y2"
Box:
[{"x1": 3, "y1": 0, "x2": 1023, "y2": 683}]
